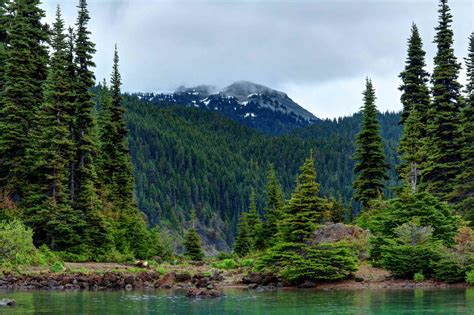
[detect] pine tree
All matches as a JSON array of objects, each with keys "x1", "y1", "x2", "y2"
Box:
[
  {"x1": 423, "y1": 0, "x2": 462, "y2": 199},
  {"x1": 0, "y1": 0, "x2": 8, "y2": 95},
  {"x1": 398, "y1": 109, "x2": 424, "y2": 194},
  {"x1": 0, "y1": 0, "x2": 48, "y2": 208},
  {"x1": 451, "y1": 32, "x2": 474, "y2": 217},
  {"x1": 353, "y1": 79, "x2": 388, "y2": 209},
  {"x1": 245, "y1": 189, "x2": 261, "y2": 248},
  {"x1": 183, "y1": 209, "x2": 204, "y2": 261},
  {"x1": 259, "y1": 164, "x2": 284, "y2": 248},
  {"x1": 399, "y1": 23, "x2": 431, "y2": 127},
  {"x1": 281, "y1": 154, "x2": 326, "y2": 242},
  {"x1": 24, "y1": 6, "x2": 83, "y2": 250},
  {"x1": 234, "y1": 211, "x2": 251, "y2": 257},
  {"x1": 72, "y1": 0, "x2": 111, "y2": 255}
]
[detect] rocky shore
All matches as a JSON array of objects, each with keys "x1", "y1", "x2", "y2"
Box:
[{"x1": 0, "y1": 263, "x2": 467, "y2": 298}]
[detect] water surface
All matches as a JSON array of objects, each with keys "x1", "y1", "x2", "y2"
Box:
[{"x1": 1, "y1": 288, "x2": 473, "y2": 314}]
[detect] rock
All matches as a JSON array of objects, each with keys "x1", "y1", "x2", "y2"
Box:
[
  {"x1": 355, "y1": 276, "x2": 364, "y2": 283},
  {"x1": 124, "y1": 276, "x2": 135, "y2": 285},
  {"x1": 125, "y1": 284, "x2": 133, "y2": 291},
  {"x1": 186, "y1": 287, "x2": 224, "y2": 298},
  {"x1": 175, "y1": 273, "x2": 192, "y2": 283},
  {"x1": 152, "y1": 256, "x2": 163, "y2": 264},
  {"x1": 210, "y1": 271, "x2": 224, "y2": 282},
  {"x1": 0, "y1": 299, "x2": 16, "y2": 307},
  {"x1": 158, "y1": 272, "x2": 175, "y2": 288},
  {"x1": 248, "y1": 283, "x2": 259, "y2": 290},
  {"x1": 298, "y1": 281, "x2": 316, "y2": 288},
  {"x1": 242, "y1": 272, "x2": 278, "y2": 286},
  {"x1": 206, "y1": 284, "x2": 214, "y2": 290},
  {"x1": 135, "y1": 260, "x2": 149, "y2": 268}
]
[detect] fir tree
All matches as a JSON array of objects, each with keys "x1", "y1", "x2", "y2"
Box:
[
  {"x1": 399, "y1": 23, "x2": 431, "y2": 127},
  {"x1": 423, "y1": 0, "x2": 462, "y2": 199},
  {"x1": 353, "y1": 79, "x2": 388, "y2": 209},
  {"x1": 259, "y1": 164, "x2": 284, "y2": 248},
  {"x1": 183, "y1": 209, "x2": 204, "y2": 261},
  {"x1": 451, "y1": 32, "x2": 474, "y2": 217},
  {"x1": 245, "y1": 189, "x2": 261, "y2": 248},
  {"x1": 24, "y1": 6, "x2": 83, "y2": 250},
  {"x1": 72, "y1": 0, "x2": 99, "y2": 213},
  {"x1": 72, "y1": 0, "x2": 111, "y2": 254},
  {"x1": 281, "y1": 153, "x2": 326, "y2": 242},
  {"x1": 398, "y1": 109, "x2": 424, "y2": 194},
  {"x1": 0, "y1": 0, "x2": 8, "y2": 95},
  {"x1": 234, "y1": 211, "x2": 251, "y2": 257},
  {"x1": 0, "y1": 0, "x2": 48, "y2": 207}
]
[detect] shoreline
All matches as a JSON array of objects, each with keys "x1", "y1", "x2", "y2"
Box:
[{"x1": 0, "y1": 263, "x2": 467, "y2": 292}]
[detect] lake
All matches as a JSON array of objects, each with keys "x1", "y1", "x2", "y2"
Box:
[{"x1": 1, "y1": 288, "x2": 473, "y2": 314}]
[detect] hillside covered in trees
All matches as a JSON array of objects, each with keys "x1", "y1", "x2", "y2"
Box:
[{"x1": 122, "y1": 94, "x2": 401, "y2": 250}]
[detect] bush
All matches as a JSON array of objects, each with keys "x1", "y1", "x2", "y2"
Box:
[
  {"x1": 50, "y1": 261, "x2": 65, "y2": 273},
  {"x1": 256, "y1": 241, "x2": 358, "y2": 284},
  {"x1": 432, "y1": 252, "x2": 468, "y2": 283},
  {"x1": 0, "y1": 220, "x2": 38, "y2": 266},
  {"x1": 216, "y1": 252, "x2": 237, "y2": 260},
  {"x1": 241, "y1": 258, "x2": 254, "y2": 268},
  {"x1": 211, "y1": 258, "x2": 239, "y2": 270},
  {"x1": 379, "y1": 241, "x2": 441, "y2": 278},
  {"x1": 466, "y1": 270, "x2": 474, "y2": 285},
  {"x1": 414, "y1": 272, "x2": 425, "y2": 282}
]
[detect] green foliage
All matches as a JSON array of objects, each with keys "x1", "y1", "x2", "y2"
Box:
[
  {"x1": 466, "y1": 270, "x2": 474, "y2": 286},
  {"x1": 432, "y1": 251, "x2": 469, "y2": 283},
  {"x1": 241, "y1": 258, "x2": 254, "y2": 268},
  {"x1": 257, "y1": 242, "x2": 358, "y2": 284},
  {"x1": 353, "y1": 79, "x2": 389, "y2": 209},
  {"x1": 211, "y1": 258, "x2": 239, "y2": 270},
  {"x1": 423, "y1": 0, "x2": 463, "y2": 199},
  {"x1": 380, "y1": 240, "x2": 442, "y2": 278},
  {"x1": 234, "y1": 211, "x2": 252, "y2": 257},
  {"x1": 183, "y1": 227, "x2": 204, "y2": 261},
  {"x1": 414, "y1": 272, "x2": 425, "y2": 282},
  {"x1": 0, "y1": 220, "x2": 37, "y2": 265},
  {"x1": 280, "y1": 154, "x2": 328, "y2": 242},
  {"x1": 50, "y1": 261, "x2": 65, "y2": 273}
]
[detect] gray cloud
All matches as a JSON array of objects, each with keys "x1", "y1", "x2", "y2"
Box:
[{"x1": 42, "y1": 0, "x2": 473, "y2": 118}]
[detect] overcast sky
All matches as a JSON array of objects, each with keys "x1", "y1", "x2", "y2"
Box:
[{"x1": 41, "y1": 0, "x2": 473, "y2": 118}]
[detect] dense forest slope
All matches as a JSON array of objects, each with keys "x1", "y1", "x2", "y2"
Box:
[{"x1": 123, "y1": 94, "x2": 402, "y2": 251}]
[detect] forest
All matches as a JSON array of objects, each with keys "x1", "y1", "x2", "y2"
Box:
[{"x1": 0, "y1": 0, "x2": 473, "y2": 288}]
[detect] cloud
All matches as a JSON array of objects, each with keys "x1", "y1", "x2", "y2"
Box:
[{"x1": 41, "y1": 0, "x2": 473, "y2": 118}]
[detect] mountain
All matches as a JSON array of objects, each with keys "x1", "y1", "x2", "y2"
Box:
[
  {"x1": 133, "y1": 81, "x2": 318, "y2": 135},
  {"x1": 122, "y1": 93, "x2": 402, "y2": 253}
]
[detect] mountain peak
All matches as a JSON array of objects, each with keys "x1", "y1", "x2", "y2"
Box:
[{"x1": 222, "y1": 81, "x2": 285, "y2": 102}]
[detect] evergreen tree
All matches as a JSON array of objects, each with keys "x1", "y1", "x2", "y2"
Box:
[
  {"x1": 423, "y1": 0, "x2": 462, "y2": 199},
  {"x1": 259, "y1": 164, "x2": 284, "y2": 248},
  {"x1": 234, "y1": 211, "x2": 251, "y2": 257},
  {"x1": 72, "y1": 0, "x2": 99, "y2": 212},
  {"x1": 24, "y1": 6, "x2": 83, "y2": 250},
  {"x1": 281, "y1": 153, "x2": 326, "y2": 242},
  {"x1": 245, "y1": 189, "x2": 261, "y2": 248},
  {"x1": 353, "y1": 79, "x2": 388, "y2": 209},
  {"x1": 451, "y1": 32, "x2": 474, "y2": 217},
  {"x1": 399, "y1": 23, "x2": 431, "y2": 126},
  {"x1": 398, "y1": 109, "x2": 424, "y2": 193},
  {"x1": 0, "y1": 0, "x2": 8, "y2": 95},
  {"x1": 0, "y1": 0, "x2": 48, "y2": 208},
  {"x1": 72, "y1": 0, "x2": 111, "y2": 254},
  {"x1": 183, "y1": 209, "x2": 204, "y2": 261}
]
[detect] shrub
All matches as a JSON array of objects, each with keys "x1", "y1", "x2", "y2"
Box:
[
  {"x1": 0, "y1": 220, "x2": 38, "y2": 266},
  {"x1": 211, "y1": 258, "x2": 239, "y2": 270},
  {"x1": 241, "y1": 258, "x2": 254, "y2": 268},
  {"x1": 466, "y1": 270, "x2": 474, "y2": 285},
  {"x1": 414, "y1": 272, "x2": 425, "y2": 282},
  {"x1": 379, "y1": 241, "x2": 441, "y2": 278},
  {"x1": 216, "y1": 252, "x2": 237, "y2": 260},
  {"x1": 50, "y1": 261, "x2": 65, "y2": 273},
  {"x1": 432, "y1": 252, "x2": 468, "y2": 283},
  {"x1": 257, "y1": 241, "x2": 358, "y2": 284}
]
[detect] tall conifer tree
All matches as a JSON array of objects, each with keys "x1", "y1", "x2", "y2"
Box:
[
  {"x1": 399, "y1": 23, "x2": 431, "y2": 129},
  {"x1": 259, "y1": 165, "x2": 284, "y2": 248},
  {"x1": 0, "y1": 0, "x2": 48, "y2": 207},
  {"x1": 281, "y1": 154, "x2": 326, "y2": 242},
  {"x1": 452, "y1": 33, "x2": 474, "y2": 217},
  {"x1": 0, "y1": 0, "x2": 8, "y2": 95},
  {"x1": 423, "y1": 0, "x2": 462, "y2": 199},
  {"x1": 245, "y1": 189, "x2": 261, "y2": 247},
  {"x1": 24, "y1": 6, "x2": 83, "y2": 250},
  {"x1": 353, "y1": 79, "x2": 388, "y2": 209},
  {"x1": 234, "y1": 211, "x2": 251, "y2": 257}
]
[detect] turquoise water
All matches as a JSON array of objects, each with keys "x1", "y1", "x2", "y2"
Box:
[{"x1": 1, "y1": 288, "x2": 474, "y2": 314}]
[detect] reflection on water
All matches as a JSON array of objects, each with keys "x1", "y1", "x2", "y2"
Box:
[{"x1": 0, "y1": 288, "x2": 473, "y2": 314}]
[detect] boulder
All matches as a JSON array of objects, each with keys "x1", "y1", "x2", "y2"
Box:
[
  {"x1": 298, "y1": 281, "x2": 316, "y2": 288},
  {"x1": 186, "y1": 288, "x2": 224, "y2": 298},
  {"x1": 0, "y1": 299, "x2": 16, "y2": 307}
]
